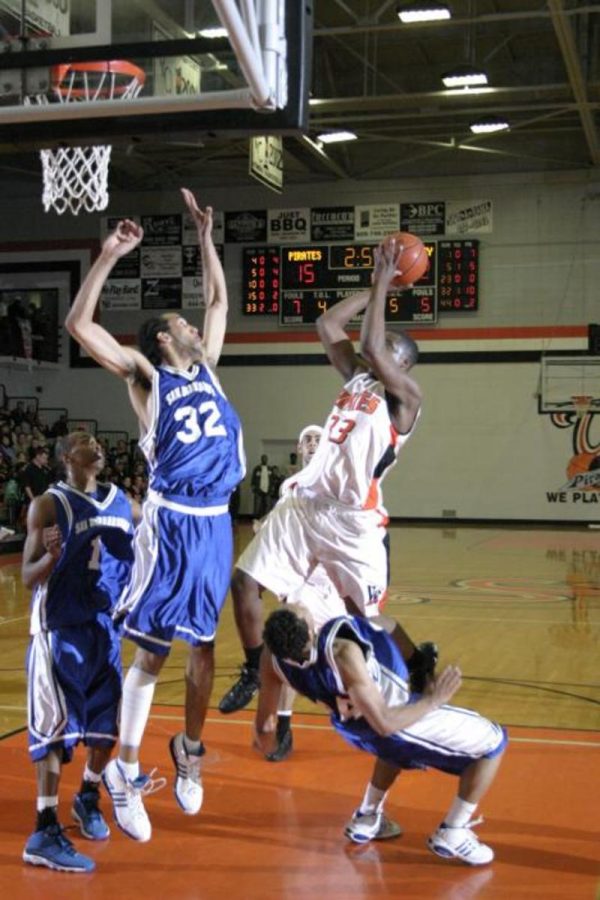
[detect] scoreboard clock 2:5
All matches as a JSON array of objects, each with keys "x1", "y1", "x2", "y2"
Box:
[{"x1": 242, "y1": 240, "x2": 479, "y2": 322}]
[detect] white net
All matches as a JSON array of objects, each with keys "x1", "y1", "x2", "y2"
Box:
[
  {"x1": 40, "y1": 145, "x2": 112, "y2": 215},
  {"x1": 27, "y1": 61, "x2": 144, "y2": 216}
]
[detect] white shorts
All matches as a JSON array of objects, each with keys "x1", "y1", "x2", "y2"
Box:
[
  {"x1": 236, "y1": 492, "x2": 387, "y2": 616},
  {"x1": 285, "y1": 567, "x2": 347, "y2": 630}
]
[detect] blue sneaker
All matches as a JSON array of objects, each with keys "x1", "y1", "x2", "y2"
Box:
[
  {"x1": 72, "y1": 790, "x2": 110, "y2": 840},
  {"x1": 23, "y1": 823, "x2": 95, "y2": 873}
]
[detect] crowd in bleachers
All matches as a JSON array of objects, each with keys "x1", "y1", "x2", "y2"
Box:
[{"x1": 0, "y1": 399, "x2": 148, "y2": 532}]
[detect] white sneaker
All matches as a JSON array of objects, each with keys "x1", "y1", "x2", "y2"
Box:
[
  {"x1": 102, "y1": 759, "x2": 165, "y2": 842},
  {"x1": 344, "y1": 808, "x2": 403, "y2": 844},
  {"x1": 427, "y1": 818, "x2": 494, "y2": 865},
  {"x1": 169, "y1": 733, "x2": 204, "y2": 815}
]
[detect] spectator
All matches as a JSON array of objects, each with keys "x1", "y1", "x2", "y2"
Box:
[
  {"x1": 285, "y1": 451, "x2": 300, "y2": 478},
  {"x1": 250, "y1": 454, "x2": 273, "y2": 518},
  {"x1": 4, "y1": 467, "x2": 24, "y2": 529},
  {"x1": 49, "y1": 413, "x2": 69, "y2": 438},
  {"x1": 21, "y1": 445, "x2": 52, "y2": 503}
]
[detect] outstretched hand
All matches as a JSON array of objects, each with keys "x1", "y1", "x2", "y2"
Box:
[
  {"x1": 181, "y1": 188, "x2": 213, "y2": 239},
  {"x1": 372, "y1": 236, "x2": 404, "y2": 291},
  {"x1": 103, "y1": 219, "x2": 144, "y2": 259}
]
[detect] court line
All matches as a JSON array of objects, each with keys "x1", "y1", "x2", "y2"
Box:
[
  {"x1": 148, "y1": 713, "x2": 600, "y2": 747},
  {"x1": 2, "y1": 710, "x2": 598, "y2": 748},
  {"x1": 0, "y1": 615, "x2": 29, "y2": 626}
]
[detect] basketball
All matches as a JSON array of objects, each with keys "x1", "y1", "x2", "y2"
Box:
[{"x1": 382, "y1": 231, "x2": 429, "y2": 286}]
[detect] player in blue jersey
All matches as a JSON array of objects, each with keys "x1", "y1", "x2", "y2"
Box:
[
  {"x1": 255, "y1": 605, "x2": 507, "y2": 866},
  {"x1": 65, "y1": 189, "x2": 245, "y2": 842},
  {"x1": 21, "y1": 431, "x2": 137, "y2": 873}
]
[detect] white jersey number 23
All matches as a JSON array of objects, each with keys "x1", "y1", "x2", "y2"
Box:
[{"x1": 175, "y1": 401, "x2": 226, "y2": 443}]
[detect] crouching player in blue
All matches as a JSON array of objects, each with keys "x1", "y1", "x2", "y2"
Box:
[
  {"x1": 22, "y1": 432, "x2": 137, "y2": 873},
  {"x1": 254, "y1": 605, "x2": 507, "y2": 866}
]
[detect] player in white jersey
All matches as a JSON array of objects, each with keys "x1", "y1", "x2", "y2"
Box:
[
  {"x1": 220, "y1": 236, "x2": 436, "y2": 725},
  {"x1": 65, "y1": 190, "x2": 244, "y2": 842}
]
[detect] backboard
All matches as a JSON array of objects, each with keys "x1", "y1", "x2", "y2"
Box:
[
  {"x1": 539, "y1": 356, "x2": 600, "y2": 414},
  {"x1": 0, "y1": 0, "x2": 312, "y2": 146}
]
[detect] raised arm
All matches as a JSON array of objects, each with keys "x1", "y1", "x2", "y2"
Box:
[
  {"x1": 21, "y1": 493, "x2": 62, "y2": 589},
  {"x1": 315, "y1": 290, "x2": 371, "y2": 380},
  {"x1": 65, "y1": 220, "x2": 152, "y2": 382},
  {"x1": 181, "y1": 188, "x2": 227, "y2": 367},
  {"x1": 335, "y1": 639, "x2": 461, "y2": 737},
  {"x1": 360, "y1": 238, "x2": 422, "y2": 431}
]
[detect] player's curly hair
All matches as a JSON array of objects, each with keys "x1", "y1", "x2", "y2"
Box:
[
  {"x1": 137, "y1": 316, "x2": 170, "y2": 367},
  {"x1": 385, "y1": 329, "x2": 419, "y2": 367},
  {"x1": 263, "y1": 607, "x2": 310, "y2": 662}
]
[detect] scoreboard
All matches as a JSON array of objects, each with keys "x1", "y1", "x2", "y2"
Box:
[{"x1": 242, "y1": 239, "x2": 479, "y2": 323}]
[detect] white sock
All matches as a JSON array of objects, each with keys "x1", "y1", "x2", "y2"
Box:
[
  {"x1": 82, "y1": 764, "x2": 102, "y2": 784},
  {"x1": 359, "y1": 783, "x2": 387, "y2": 816},
  {"x1": 444, "y1": 797, "x2": 478, "y2": 828},
  {"x1": 37, "y1": 796, "x2": 58, "y2": 812},
  {"x1": 119, "y1": 759, "x2": 141, "y2": 781},
  {"x1": 119, "y1": 666, "x2": 158, "y2": 760}
]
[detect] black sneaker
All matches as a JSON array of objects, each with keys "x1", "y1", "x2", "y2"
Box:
[
  {"x1": 409, "y1": 641, "x2": 439, "y2": 694},
  {"x1": 265, "y1": 727, "x2": 293, "y2": 762},
  {"x1": 218, "y1": 664, "x2": 260, "y2": 713}
]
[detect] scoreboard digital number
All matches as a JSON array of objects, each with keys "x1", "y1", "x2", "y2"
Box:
[
  {"x1": 280, "y1": 243, "x2": 436, "y2": 324},
  {"x1": 437, "y1": 240, "x2": 479, "y2": 311},
  {"x1": 241, "y1": 239, "x2": 479, "y2": 322},
  {"x1": 242, "y1": 246, "x2": 280, "y2": 315}
]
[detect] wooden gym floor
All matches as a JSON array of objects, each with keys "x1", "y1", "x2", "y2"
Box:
[{"x1": 0, "y1": 522, "x2": 598, "y2": 899}]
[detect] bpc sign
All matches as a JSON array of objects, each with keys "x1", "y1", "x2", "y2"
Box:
[{"x1": 400, "y1": 202, "x2": 446, "y2": 235}]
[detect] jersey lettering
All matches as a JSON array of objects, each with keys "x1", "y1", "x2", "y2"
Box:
[
  {"x1": 88, "y1": 536, "x2": 102, "y2": 571},
  {"x1": 175, "y1": 400, "x2": 226, "y2": 444},
  {"x1": 328, "y1": 414, "x2": 357, "y2": 445}
]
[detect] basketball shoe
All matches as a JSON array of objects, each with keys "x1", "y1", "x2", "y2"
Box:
[
  {"x1": 102, "y1": 758, "x2": 165, "y2": 842},
  {"x1": 344, "y1": 809, "x2": 403, "y2": 844},
  {"x1": 169, "y1": 733, "x2": 204, "y2": 815},
  {"x1": 218, "y1": 664, "x2": 260, "y2": 713},
  {"x1": 23, "y1": 823, "x2": 95, "y2": 873},
  {"x1": 265, "y1": 722, "x2": 293, "y2": 762},
  {"x1": 427, "y1": 819, "x2": 494, "y2": 865},
  {"x1": 72, "y1": 789, "x2": 110, "y2": 840}
]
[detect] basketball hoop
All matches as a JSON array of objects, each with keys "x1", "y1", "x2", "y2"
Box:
[
  {"x1": 572, "y1": 395, "x2": 593, "y2": 419},
  {"x1": 27, "y1": 61, "x2": 145, "y2": 215}
]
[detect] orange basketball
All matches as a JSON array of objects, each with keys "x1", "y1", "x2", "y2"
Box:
[{"x1": 382, "y1": 231, "x2": 429, "y2": 286}]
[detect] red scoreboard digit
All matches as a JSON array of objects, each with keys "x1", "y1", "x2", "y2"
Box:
[
  {"x1": 437, "y1": 240, "x2": 479, "y2": 311},
  {"x1": 241, "y1": 240, "x2": 479, "y2": 319},
  {"x1": 242, "y1": 246, "x2": 280, "y2": 315}
]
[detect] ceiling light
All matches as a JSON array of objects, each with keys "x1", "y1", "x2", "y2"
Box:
[
  {"x1": 470, "y1": 116, "x2": 510, "y2": 134},
  {"x1": 316, "y1": 131, "x2": 358, "y2": 144},
  {"x1": 198, "y1": 27, "x2": 228, "y2": 39},
  {"x1": 397, "y1": 3, "x2": 451, "y2": 23},
  {"x1": 442, "y1": 65, "x2": 488, "y2": 88}
]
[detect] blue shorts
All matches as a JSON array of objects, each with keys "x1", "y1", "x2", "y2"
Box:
[
  {"x1": 26, "y1": 612, "x2": 121, "y2": 763},
  {"x1": 119, "y1": 498, "x2": 233, "y2": 655}
]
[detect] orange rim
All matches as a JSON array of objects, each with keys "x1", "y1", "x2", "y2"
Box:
[{"x1": 50, "y1": 59, "x2": 146, "y2": 99}]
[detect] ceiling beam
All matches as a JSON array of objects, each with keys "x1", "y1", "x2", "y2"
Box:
[
  {"x1": 547, "y1": 0, "x2": 600, "y2": 165},
  {"x1": 309, "y1": 82, "x2": 595, "y2": 114},
  {"x1": 313, "y1": 5, "x2": 600, "y2": 37}
]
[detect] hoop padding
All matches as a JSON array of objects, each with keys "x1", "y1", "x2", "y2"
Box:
[
  {"x1": 572, "y1": 395, "x2": 593, "y2": 418},
  {"x1": 30, "y1": 61, "x2": 145, "y2": 215}
]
